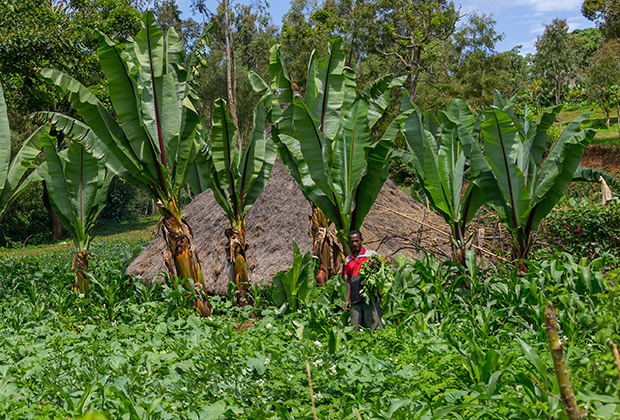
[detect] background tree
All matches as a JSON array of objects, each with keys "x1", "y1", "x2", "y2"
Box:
[
  {"x1": 192, "y1": 0, "x2": 276, "y2": 139},
  {"x1": 371, "y1": 0, "x2": 459, "y2": 103},
  {"x1": 154, "y1": 0, "x2": 201, "y2": 48},
  {"x1": 587, "y1": 39, "x2": 620, "y2": 138},
  {"x1": 533, "y1": 19, "x2": 580, "y2": 130},
  {"x1": 450, "y1": 13, "x2": 518, "y2": 109},
  {"x1": 582, "y1": 0, "x2": 620, "y2": 39},
  {"x1": 0, "y1": 0, "x2": 142, "y2": 245}
]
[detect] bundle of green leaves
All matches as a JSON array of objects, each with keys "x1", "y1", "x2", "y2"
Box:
[{"x1": 359, "y1": 254, "x2": 393, "y2": 305}]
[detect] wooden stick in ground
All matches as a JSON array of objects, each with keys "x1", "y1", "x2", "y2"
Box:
[
  {"x1": 306, "y1": 361, "x2": 318, "y2": 420},
  {"x1": 609, "y1": 340, "x2": 620, "y2": 381},
  {"x1": 544, "y1": 301, "x2": 583, "y2": 420}
]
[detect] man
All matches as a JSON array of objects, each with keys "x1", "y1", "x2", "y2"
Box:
[{"x1": 343, "y1": 230, "x2": 384, "y2": 331}]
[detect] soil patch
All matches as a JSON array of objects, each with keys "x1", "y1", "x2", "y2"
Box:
[{"x1": 581, "y1": 145, "x2": 620, "y2": 173}]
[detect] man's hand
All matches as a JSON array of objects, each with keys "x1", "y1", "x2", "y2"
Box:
[{"x1": 343, "y1": 301, "x2": 350, "y2": 311}]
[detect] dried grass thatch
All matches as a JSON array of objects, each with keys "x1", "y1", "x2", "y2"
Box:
[{"x1": 126, "y1": 159, "x2": 453, "y2": 295}]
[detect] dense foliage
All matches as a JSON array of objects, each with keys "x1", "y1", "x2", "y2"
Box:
[{"x1": 1, "y1": 240, "x2": 620, "y2": 418}]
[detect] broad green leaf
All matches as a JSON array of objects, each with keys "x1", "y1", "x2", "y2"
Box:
[
  {"x1": 0, "y1": 126, "x2": 45, "y2": 216},
  {"x1": 305, "y1": 37, "x2": 346, "y2": 140},
  {"x1": 0, "y1": 84, "x2": 9, "y2": 192}
]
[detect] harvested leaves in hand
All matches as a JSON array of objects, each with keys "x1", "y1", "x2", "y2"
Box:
[{"x1": 359, "y1": 254, "x2": 393, "y2": 305}]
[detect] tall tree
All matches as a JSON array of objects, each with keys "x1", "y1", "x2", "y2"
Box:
[
  {"x1": 154, "y1": 0, "x2": 201, "y2": 48},
  {"x1": 371, "y1": 0, "x2": 459, "y2": 103},
  {"x1": 582, "y1": 0, "x2": 620, "y2": 39},
  {"x1": 587, "y1": 39, "x2": 620, "y2": 139},
  {"x1": 192, "y1": 0, "x2": 276, "y2": 139},
  {"x1": 450, "y1": 13, "x2": 516, "y2": 109},
  {"x1": 533, "y1": 19, "x2": 579, "y2": 130}
]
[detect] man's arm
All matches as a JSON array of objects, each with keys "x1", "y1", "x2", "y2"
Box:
[{"x1": 343, "y1": 274, "x2": 351, "y2": 311}]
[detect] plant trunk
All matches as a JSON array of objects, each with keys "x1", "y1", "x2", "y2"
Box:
[
  {"x1": 230, "y1": 219, "x2": 250, "y2": 305},
  {"x1": 556, "y1": 79, "x2": 562, "y2": 133},
  {"x1": 224, "y1": 0, "x2": 239, "y2": 138},
  {"x1": 544, "y1": 301, "x2": 583, "y2": 420},
  {"x1": 452, "y1": 221, "x2": 467, "y2": 265},
  {"x1": 73, "y1": 250, "x2": 89, "y2": 296},
  {"x1": 617, "y1": 101, "x2": 620, "y2": 145},
  {"x1": 309, "y1": 205, "x2": 344, "y2": 284},
  {"x1": 43, "y1": 181, "x2": 65, "y2": 241},
  {"x1": 605, "y1": 107, "x2": 610, "y2": 129},
  {"x1": 160, "y1": 200, "x2": 211, "y2": 316},
  {"x1": 409, "y1": 47, "x2": 422, "y2": 104}
]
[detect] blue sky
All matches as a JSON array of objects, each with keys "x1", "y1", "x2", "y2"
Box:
[{"x1": 175, "y1": 0, "x2": 595, "y2": 55}]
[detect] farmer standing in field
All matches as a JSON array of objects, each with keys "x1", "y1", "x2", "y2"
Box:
[{"x1": 343, "y1": 230, "x2": 384, "y2": 331}]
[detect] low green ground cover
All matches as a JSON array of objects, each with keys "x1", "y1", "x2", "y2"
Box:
[{"x1": 0, "y1": 240, "x2": 619, "y2": 419}]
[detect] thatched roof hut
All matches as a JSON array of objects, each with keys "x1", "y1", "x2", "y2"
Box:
[{"x1": 126, "y1": 160, "x2": 452, "y2": 295}]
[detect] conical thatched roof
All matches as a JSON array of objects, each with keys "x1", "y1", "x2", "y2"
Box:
[{"x1": 127, "y1": 159, "x2": 452, "y2": 295}]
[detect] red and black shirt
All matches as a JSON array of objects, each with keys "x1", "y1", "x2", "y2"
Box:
[{"x1": 345, "y1": 248, "x2": 376, "y2": 304}]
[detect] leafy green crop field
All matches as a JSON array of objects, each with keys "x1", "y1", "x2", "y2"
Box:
[{"x1": 1, "y1": 240, "x2": 620, "y2": 419}]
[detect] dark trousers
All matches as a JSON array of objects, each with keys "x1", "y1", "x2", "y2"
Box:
[{"x1": 350, "y1": 300, "x2": 384, "y2": 331}]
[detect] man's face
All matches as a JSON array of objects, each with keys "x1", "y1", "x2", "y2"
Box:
[{"x1": 349, "y1": 233, "x2": 362, "y2": 254}]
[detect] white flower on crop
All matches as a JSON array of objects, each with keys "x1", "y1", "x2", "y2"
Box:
[
  {"x1": 208, "y1": 316, "x2": 213, "y2": 321},
  {"x1": 172, "y1": 406, "x2": 177, "y2": 411},
  {"x1": 562, "y1": 335, "x2": 568, "y2": 342},
  {"x1": 145, "y1": 327, "x2": 150, "y2": 333},
  {"x1": 313, "y1": 359, "x2": 324, "y2": 367},
  {"x1": 395, "y1": 358, "x2": 399, "y2": 363},
  {"x1": 329, "y1": 365, "x2": 337, "y2": 375},
  {"x1": 264, "y1": 358, "x2": 270, "y2": 366},
  {"x1": 79, "y1": 293, "x2": 85, "y2": 298},
  {"x1": 256, "y1": 379, "x2": 265, "y2": 387},
  {"x1": 315, "y1": 392, "x2": 323, "y2": 400},
  {"x1": 297, "y1": 309, "x2": 302, "y2": 314},
  {"x1": 285, "y1": 331, "x2": 292, "y2": 336},
  {"x1": 409, "y1": 363, "x2": 414, "y2": 367},
  {"x1": 288, "y1": 374, "x2": 294, "y2": 382},
  {"x1": 314, "y1": 340, "x2": 322, "y2": 348},
  {"x1": 266, "y1": 323, "x2": 273, "y2": 329},
  {"x1": 516, "y1": 385, "x2": 523, "y2": 390}
]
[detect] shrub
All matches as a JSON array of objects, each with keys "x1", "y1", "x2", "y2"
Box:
[
  {"x1": 545, "y1": 196, "x2": 620, "y2": 258},
  {"x1": 99, "y1": 177, "x2": 148, "y2": 223},
  {"x1": 0, "y1": 183, "x2": 51, "y2": 247}
]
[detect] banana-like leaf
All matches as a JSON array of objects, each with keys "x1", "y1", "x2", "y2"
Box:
[
  {"x1": 351, "y1": 139, "x2": 392, "y2": 231},
  {"x1": 269, "y1": 40, "x2": 402, "y2": 241},
  {"x1": 527, "y1": 113, "x2": 596, "y2": 232},
  {"x1": 305, "y1": 38, "x2": 347, "y2": 141},
  {"x1": 192, "y1": 97, "x2": 276, "y2": 223},
  {"x1": 41, "y1": 11, "x2": 201, "y2": 210},
  {"x1": 480, "y1": 108, "x2": 530, "y2": 230},
  {"x1": 469, "y1": 92, "x2": 597, "y2": 257},
  {"x1": 400, "y1": 97, "x2": 484, "y2": 251},
  {"x1": 39, "y1": 132, "x2": 112, "y2": 250},
  {"x1": 573, "y1": 165, "x2": 620, "y2": 187},
  {"x1": 33, "y1": 112, "x2": 128, "y2": 179},
  {"x1": 0, "y1": 126, "x2": 46, "y2": 216},
  {"x1": 0, "y1": 84, "x2": 9, "y2": 192},
  {"x1": 239, "y1": 100, "x2": 277, "y2": 214}
]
